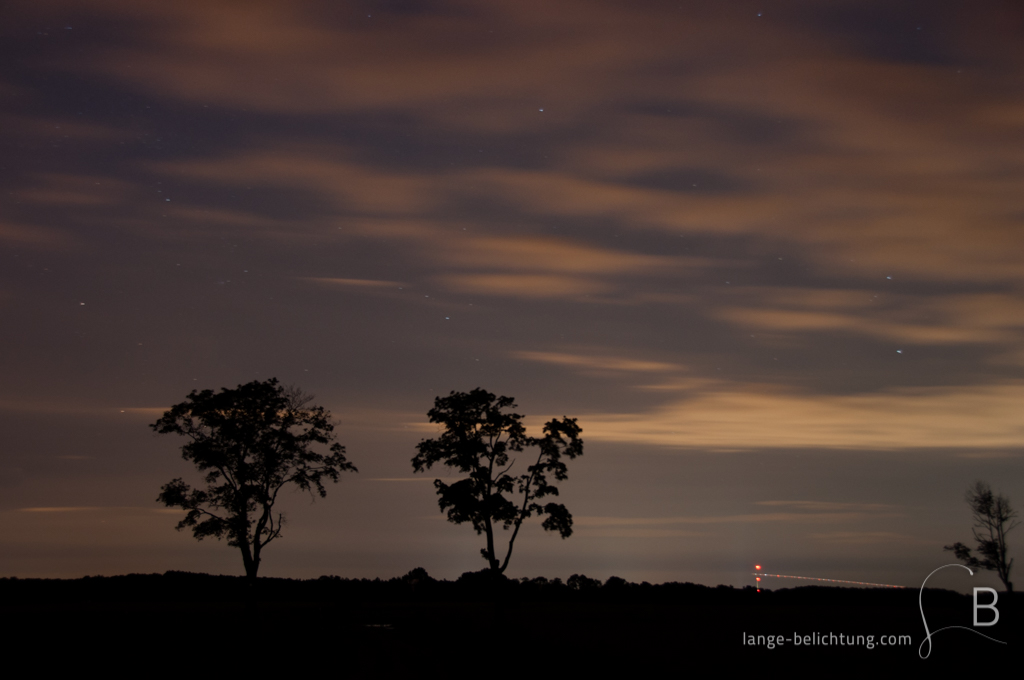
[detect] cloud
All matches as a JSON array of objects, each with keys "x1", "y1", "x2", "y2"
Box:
[
  {"x1": 151, "y1": 146, "x2": 718, "y2": 301},
  {"x1": 159, "y1": 206, "x2": 289, "y2": 230},
  {"x1": 0, "y1": 221, "x2": 75, "y2": 248},
  {"x1": 368, "y1": 477, "x2": 461, "y2": 483},
  {"x1": 575, "y1": 511, "x2": 875, "y2": 527},
  {"x1": 32, "y1": 0, "x2": 1023, "y2": 295},
  {"x1": 440, "y1": 234, "x2": 678, "y2": 275},
  {"x1": 715, "y1": 288, "x2": 1024, "y2": 346},
  {"x1": 955, "y1": 451, "x2": 1021, "y2": 460},
  {"x1": 717, "y1": 307, "x2": 1009, "y2": 345},
  {"x1": 806, "y1": 531, "x2": 925, "y2": 545},
  {"x1": 435, "y1": 231, "x2": 688, "y2": 299},
  {"x1": 69, "y1": 0, "x2": 714, "y2": 121},
  {"x1": 513, "y1": 350, "x2": 682, "y2": 374},
  {"x1": 0, "y1": 402, "x2": 167, "y2": 417},
  {"x1": 573, "y1": 502, "x2": 901, "y2": 538},
  {"x1": 577, "y1": 527, "x2": 709, "y2": 539},
  {"x1": 464, "y1": 162, "x2": 1024, "y2": 287},
  {"x1": 579, "y1": 382, "x2": 1024, "y2": 450},
  {"x1": 0, "y1": 113, "x2": 124, "y2": 143},
  {"x1": 755, "y1": 501, "x2": 897, "y2": 513},
  {"x1": 305, "y1": 277, "x2": 402, "y2": 289},
  {"x1": 439, "y1": 273, "x2": 607, "y2": 298},
  {"x1": 17, "y1": 507, "x2": 101, "y2": 513},
  {"x1": 118, "y1": 407, "x2": 170, "y2": 416},
  {"x1": 16, "y1": 506, "x2": 177, "y2": 514},
  {"x1": 154, "y1": 152, "x2": 441, "y2": 215}
]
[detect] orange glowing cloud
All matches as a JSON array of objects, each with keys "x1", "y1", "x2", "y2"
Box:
[
  {"x1": 577, "y1": 382, "x2": 1024, "y2": 450},
  {"x1": 439, "y1": 273, "x2": 607, "y2": 298},
  {"x1": 71, "y1": 0, "x2": 1019, "y2": 301},
  {"x1": 715, "y1": 287, "x2": 1024, "y2": 346},
  {"x1": 512, "y1": 350, "x2": 682, "y2": 374},
  {"x1": 441, "y1": 234, "x2": 677, "y2": 275}
]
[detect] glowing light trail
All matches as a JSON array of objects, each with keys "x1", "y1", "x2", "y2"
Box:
[{"x1": 752, "y1": 571, "x2": 907, "y2": 589}]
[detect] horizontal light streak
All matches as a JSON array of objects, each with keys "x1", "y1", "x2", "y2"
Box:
[{"x1": 754, "y1": 572, "x2": 907, "y2": 589}]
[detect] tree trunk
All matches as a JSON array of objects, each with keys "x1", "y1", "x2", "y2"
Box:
[
  {"x1": 484, "y1": 517, "x2": 500, "y2": 572},
  {"x1": 239, "y1": 538, "x2": 259, "y2": 580}
]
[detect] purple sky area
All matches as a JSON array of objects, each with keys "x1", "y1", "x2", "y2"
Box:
[{"x1": 2, "y1": 0, "x2": 1022, "y2": 591}]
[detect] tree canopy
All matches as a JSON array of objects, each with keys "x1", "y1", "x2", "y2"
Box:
[
  {"x1": 152, "y1": 378, "x2": 356, "y2": 579},
  {"x1": 412, "y1": 388, "x2": 583, "y2": 574},
  {"x1": 945, "y1": 480, "x2": 1017, "y2": 592}
]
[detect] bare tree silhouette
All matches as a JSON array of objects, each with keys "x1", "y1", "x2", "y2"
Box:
[{"x1": 945, "y1": 480, "x2": 1018, "y2": 592}]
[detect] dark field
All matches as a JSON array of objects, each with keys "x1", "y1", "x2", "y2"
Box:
[{"x1": 4, "y1": 572, "x2": 1018, "y2": 674}]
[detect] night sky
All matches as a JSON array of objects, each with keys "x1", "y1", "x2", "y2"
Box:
[{"x1": 2, "y1": 0, "x2": 1022, "y2": 591}]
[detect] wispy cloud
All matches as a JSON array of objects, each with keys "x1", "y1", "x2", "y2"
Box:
[
  {"x1": 716, "y1": 288, "x2": 1024, "y2": 346},
  {"x1": 17, "y1": 506, "x2": 180, "y2": 514},
  {"x1": 439, "y1": 273, "x2": 608, "y2": 298},
  {"x1": 0, "y1": 221, "x2": 75, "y2": 248},
  {"x1": 755, "y1": 501, "x2": 897, "y2": 513},
  {"x1": 42, "y1": 0, "x2": 1024, "y2": 292},
  {"x1": 368, "y1": 477, "x2": 461, "y2": 483},
  {"x1": 574, "y1": 501, "x2": 898, "y2": 539},
  {"x1": 14, "y1": 173, "x2": 131, "y2": 207},
  {"x1": 575, "y1": 512, "x2": 872, "y2": 527},
  {"x1": 155, "y1": 152, "x2": 441, "y2": 215},
  {"x1": 305, "y1": 277, "x2": 402, "y2": 289},
  {"x1": 574, "y1": 516, "x2": 836, "y2": 539},
  {"x1": 580, "y1": 382, "x2": 1024, "y2": 450},
  {"x1": 807, "y1": 532, "x2": 926, "y2": 545},
  {"x1": 0, "y1": 401, "x2": 167, "y2": 416},
  {"x1": 513, "y1": 350, "x2": 682, "y2": 374}
]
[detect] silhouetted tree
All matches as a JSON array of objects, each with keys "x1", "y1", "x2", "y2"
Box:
[
  {"x1": 412, "y1": 388, "x2": 583, "y2": 575},
  {"x1": 945, "y1": 480, "x2": 1017, "y2": 592},
  {"x1": 152, "y1": 378, "x2": 356, "y2": 579}
]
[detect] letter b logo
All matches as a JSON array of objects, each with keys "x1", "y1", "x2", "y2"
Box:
[{"x1": 973, "y1": 587, "x2": 999, "y2": 627}]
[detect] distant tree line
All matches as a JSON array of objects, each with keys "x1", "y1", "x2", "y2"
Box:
[{"x1": 2, "y1": 569, "x2": 945, "y2": 608}]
